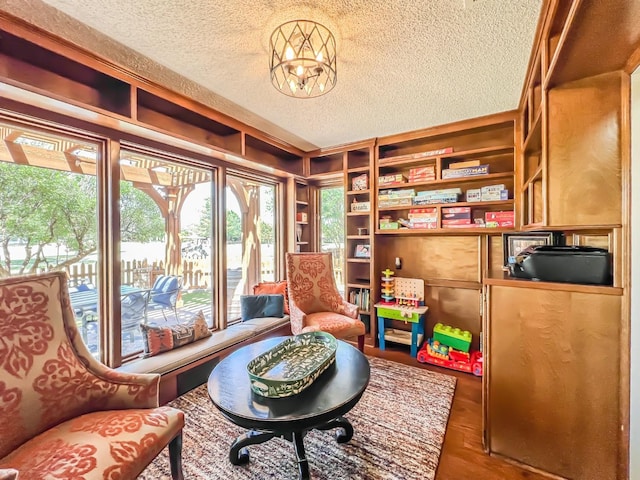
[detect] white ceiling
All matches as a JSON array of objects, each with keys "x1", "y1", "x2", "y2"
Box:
[{"x1": 4, "y1": 0, "x2": 542, "y2": 152}]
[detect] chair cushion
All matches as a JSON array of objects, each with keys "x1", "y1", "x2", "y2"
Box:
[
  {"x1": 302, "y1": 311, "x2": 365, "y2": 339},
  {"x1": 140, "y1": 310, "x2": 211, "y2": 357},
  {"x1": 240, "y1": 294, "x2": 284, "y2": 321},
  {"x1": 0, "y1": 406, "x2": 183, "y2": 480},
  {"x1": 253, "y1": 280, "x2": 289, "y2": 314}
]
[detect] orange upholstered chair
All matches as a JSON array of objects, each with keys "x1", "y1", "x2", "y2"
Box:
[
  {"x1": 0, "y1": 271, "x2": 184, "y2": 479},
  {"x1": 286, "y1": 252, "x2": 365, "y2": 351}
]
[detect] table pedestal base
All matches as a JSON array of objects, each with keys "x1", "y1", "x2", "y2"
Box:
[{"x1": 228, "y1": 416, "x2": 354, "y2": 480}]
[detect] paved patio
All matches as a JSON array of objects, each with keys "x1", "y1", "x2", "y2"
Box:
[{"x1": 80, "y1": 294, "x2": 239, "y2": 357}]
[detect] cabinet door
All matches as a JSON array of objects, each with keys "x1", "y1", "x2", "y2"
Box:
[{"x1": 486, "y1": 285, "x2": 621, "y2": 479}]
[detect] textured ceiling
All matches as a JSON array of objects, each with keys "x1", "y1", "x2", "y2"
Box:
[{"x1": 3, "y1": 0, "x2": 542, "y2": 152}]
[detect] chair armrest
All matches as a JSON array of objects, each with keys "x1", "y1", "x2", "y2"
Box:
[
  {"x1": 77, "y1": 354, "x2": 161, "y2": 409},
  {"x1": 287, "y1": 301, "x2": 307, "y2": 335},
  {"x1": 340, "y1": 299, "x2": 359, "y2": 319}
]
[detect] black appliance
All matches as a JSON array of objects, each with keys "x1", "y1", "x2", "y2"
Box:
[{"x1": 508, "y1": 245, "x2": 612, "y2": 285}]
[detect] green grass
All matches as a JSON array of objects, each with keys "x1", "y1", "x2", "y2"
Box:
[{"x1": 182, "y1": 290, "x2": 212, "y2": 305}]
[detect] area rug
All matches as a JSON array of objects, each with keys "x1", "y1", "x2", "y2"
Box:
[{"x1": 139, "y1": 356, "x2": 457, "y2": 480}]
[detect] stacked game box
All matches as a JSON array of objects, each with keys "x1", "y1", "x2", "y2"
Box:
[
  {"x1": 481, "y1": 184, "x2": 509, "y2": 201},
  {"x1": 408, "y1": 166, "x2": 436, "y2": 182},
  {"x1": 378, "y1": 174, "x2": 406, "y2": 187},
  {"x1": 485, "y1": 210, "x2": 514, "y2": 228},
  {"x1": 441, "y1": 206, "x2": 471, "y2": 227},
  {"x1": 378, "y1": 189, "x2": 415, "y2": 208},
  {"x1": 412, "y1": 188, "x2": 461, "y2": 205},
  {"x1": 441, "y1": 164, "x2": 489, "y2": 179},
  {"x1": 408, "y1": 207, "x2": 438, "y2": 229}
]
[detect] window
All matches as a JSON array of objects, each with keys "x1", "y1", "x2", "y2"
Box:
[
  {"x1": 0, "y1": 120, "x2": 103, "y2": 356},
  {"x1": 225, "y1": 174, "x2": 278, "y2": 321},
  {"x1": 119, "y1": 149, "x2": 216, "y2": 358},
  {"x1": 0, "y1": 116, "x2": 281, "y2": 363},
  {"x1": 319, "y1": 185, "x2": 345, "y2": 294}
]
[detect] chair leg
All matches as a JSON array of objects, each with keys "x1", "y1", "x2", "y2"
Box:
[
  {"x1": 169, "y1": 431, "x2": 184, "y2": 480},
  {"x1": 357, "y1": 335, "x2": 365, "y2": 352}
]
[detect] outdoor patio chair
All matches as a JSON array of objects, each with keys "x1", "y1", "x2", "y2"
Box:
[
  {"x1": 147, "y1": 275, "x2": 182, "y2": 320},
  {"x1": 0, "y1": 271, "x2": 185, "y2": 479},
  {"x1": 121, "y1": 289, "x2": 151, "y2": 342},
  {"x1": 286, "y1": 252, "x2": 365, "y2": 352}
]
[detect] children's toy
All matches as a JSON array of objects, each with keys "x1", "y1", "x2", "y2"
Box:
[
  {"x1": 380, "y1": 269, "x2": 395, "y2": 303},
  {"x1": 433, "y1": 322, "x2": 472, "y2": 353},
  {"x1": 418, "y1": 338, "x2": 483, "y2": 377},
  {"x1": 393, "y1": 277, "x2": 424, "y2": 308},
  {"x1": 426, "y1": 338, "x2": 449, "y2": 359}
]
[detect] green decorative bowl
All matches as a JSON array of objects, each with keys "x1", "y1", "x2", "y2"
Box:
[{"x1": 247, "y1": 332, "x2": 338, "y2": 398}]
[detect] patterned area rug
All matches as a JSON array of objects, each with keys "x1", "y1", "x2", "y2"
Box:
[{"x1": 139, "y1": 356, "x2": 456, "y2": 480}]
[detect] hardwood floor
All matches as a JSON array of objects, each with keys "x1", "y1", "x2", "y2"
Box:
[{"x1": 367, "y1": 345, "x2": 551, "y2": 480}]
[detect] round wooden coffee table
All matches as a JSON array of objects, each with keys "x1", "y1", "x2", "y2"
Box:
[{"x1": 207, "y1": 336, "x2": 370, "y2": 480}]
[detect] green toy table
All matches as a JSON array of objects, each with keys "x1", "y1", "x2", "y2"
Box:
[{"x1": 374, "y1": 303, "x2": 429, "y2": 357}]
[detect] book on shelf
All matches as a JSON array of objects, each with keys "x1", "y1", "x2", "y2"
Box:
[{"x1": 349, "y1": 288, "x2": 370, "y2": 311}]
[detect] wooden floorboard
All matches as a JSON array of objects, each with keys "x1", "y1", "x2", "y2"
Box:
[{"x1": 366, "y1": 345, "x2": 551, "y2": 480}]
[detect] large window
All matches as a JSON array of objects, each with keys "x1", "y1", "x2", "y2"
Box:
[
  {"x1": 225, "y1": 174, "x2": 278, "y2": 321},
  {"x1": 319, "y1": 185, "x2": 345, "y2": 293},
  {"x1": 0, "y1": 116, "x2": 283, "y2": 364},
  {"x1": 118, "y1": 149, "x2": 216, "y2": 357},
  {"x1": 0, "y1": 120, "x2": 103, "y2": 355}
]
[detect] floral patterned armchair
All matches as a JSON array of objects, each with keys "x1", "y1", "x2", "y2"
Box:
[
  {"x1": 0, "y1": 272, "x2": 184, "y2": 479},
  {"x1": 286, "y1": 252, "x2": 365, "y2": 351}
]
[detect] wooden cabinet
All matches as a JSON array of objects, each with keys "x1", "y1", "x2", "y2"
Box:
[
  {"x1": 345, "y1": 143, "x2": 376, "y2": 345},
  {"x1": 485, "y1": 280, "x2": 623, "y2": 479},
  {"x1": 488, "y1": 3, "x2": 634, "y2": 478},
  {"x1": 518, "y1": 0, "x2": 627, "y2": 231},
  {"x1": 377, "y1": 117, "x2": 516, "y2": 234}
]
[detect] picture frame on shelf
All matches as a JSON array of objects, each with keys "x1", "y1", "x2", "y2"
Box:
[
  {"x1": 502, "y1": 231, "x2": 564, "y2": 267},
  {"x1": 354, "y1": 244, "x2": 371, "y2": 258}
]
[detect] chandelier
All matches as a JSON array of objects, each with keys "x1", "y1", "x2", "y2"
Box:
[{"x1": 269, "y1": 20, "x2": 337, "y2": 98}]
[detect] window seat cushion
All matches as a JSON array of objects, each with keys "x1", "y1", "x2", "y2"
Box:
[{"x1": 118, "y1": 315, "x2": 290, "y2": 376}]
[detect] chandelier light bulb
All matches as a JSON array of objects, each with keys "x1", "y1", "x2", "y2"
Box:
[{"x1": 285, "y1": 46, "x2": 294, "y2": 61}]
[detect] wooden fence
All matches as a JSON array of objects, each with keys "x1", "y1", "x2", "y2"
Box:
[
  {"x1": 66, "y1": 259, "x2": 212, "y2": 290},
  {"x1": 66, "y1": 258, "x2": 341, "y2": 290}
]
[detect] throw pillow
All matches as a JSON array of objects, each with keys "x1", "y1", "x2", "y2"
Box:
[
  {"x1": 240, "y1": 294, "x2": 284, "y2": 321},
  {"x1": 140, "y1": 310, "x2": 212, "y2": 357},
  {"x1": 253, "y1": 280, "x2": 289, "y2": 314}
]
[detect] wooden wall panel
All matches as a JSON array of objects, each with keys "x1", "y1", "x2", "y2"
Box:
[
  {"x1": 375, "y1": 235, "x2": 480, "y2": 282},
  {"x1": 547, "y1": 72, "x2": 622, "y2": 226},
  {"x1": 425, "y1": 286, "x2": 481, "y2": 350},
  {"x1": 488, "y1": 235, "x2": 505, "y2": 274},
  {"x1": 487, "y1": 285, "x2": 621, "y2": 479}
]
